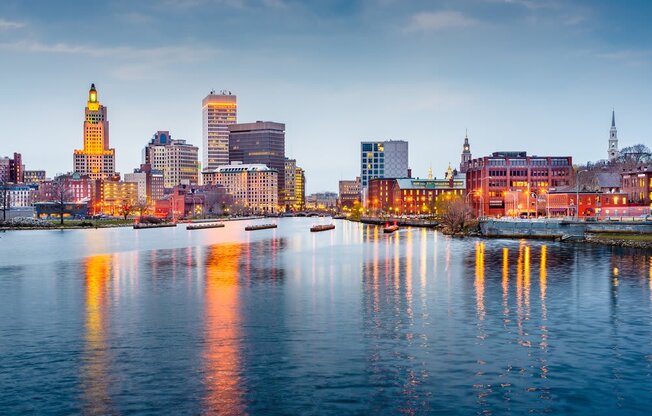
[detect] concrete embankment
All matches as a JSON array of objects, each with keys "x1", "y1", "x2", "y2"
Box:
[{"x1": 480, "y1": 219, "x2": 652, "y2": 248}]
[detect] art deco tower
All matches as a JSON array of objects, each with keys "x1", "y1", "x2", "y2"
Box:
[{"x1": 73, "y1": 84, "x2": 115, "y2": 180}]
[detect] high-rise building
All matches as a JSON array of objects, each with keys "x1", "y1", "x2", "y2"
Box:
[
  {"x1": 360, "y1": 140, "x2": 408, "y2": 187},
  {"x1": 228, "y1": 121, "x2": 285, "y2": 206},
  {"x1": 284, "y1": 158, "x2": 297, "y2": 209},
  {"x1": 73, "y1": 84, "x2": 116, "y2": 180},
  {"x1": 202, "y1": 91, "x2": 237, "y2": 170},
  {"x1": 460, "y1": 131, "x2": 472, "y2": 173},
  {"x1": 295, "y1": 166, "x2": 305, "y2": 210},
  {"x1": 608, "y1": 110, "x2": 620, "y2": 162},
  {"x1": 203, "y1": 162, "x2": 278, "y2": 214},
  {"x1": 143, "y1": 131, "x2": 199, "y2": 188}
]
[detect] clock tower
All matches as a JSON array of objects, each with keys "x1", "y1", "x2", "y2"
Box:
[{"x1": 460, "y1": 130, "x2": 472, "y2": 173}]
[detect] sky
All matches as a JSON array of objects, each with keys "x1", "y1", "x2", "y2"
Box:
[{"x1": 1, "y1": 0, "x2": 651, "y2": 193}]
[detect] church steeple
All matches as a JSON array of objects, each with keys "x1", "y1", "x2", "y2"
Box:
[
  {"x1": 460, "y1": 129, "x2": 471, "y2": 173},
  {"x1": 608, "y1": 109, "x2": 619, "y2": 162}
]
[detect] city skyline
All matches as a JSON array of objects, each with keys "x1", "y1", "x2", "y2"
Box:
[{"x1": 1, "y1": 0, "x2": 652, "y2": 192}]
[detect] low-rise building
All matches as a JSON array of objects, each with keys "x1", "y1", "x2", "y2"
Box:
[
  {"x1": 305, "y1": 192, "x2": 338, "y2": 210},
  {"x1": 368, "y1": 172, "x2": 466, "y2": 216},
  {"x1": 466, "y1": 151, "x2": 574, "y2": 217},
  {"x1": 99, "y1": 178, "x2": 138, "y2": 216},
  {"x1": 621, "y1": 166, "x2": 652, "y2": 206},
  {"x1": 24, "y1": 170, "x2": 46, "y2": 184},
  {"x1": 546, "y1": 191, "x2": 630, "y2": 218}
]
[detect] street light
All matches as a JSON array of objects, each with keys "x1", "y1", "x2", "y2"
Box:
[{"x1": 576, "y1": 170, "x2": 588, "y2": 220}]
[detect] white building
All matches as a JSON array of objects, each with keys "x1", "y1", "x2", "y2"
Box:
[
  {"x1": 202, "y1": 91, "x2": 237, "y2": 171},
  {"x1": 203, "y1": 162, "x2": 277, "y2": 213},
  {"x1": 1, "y1": 185, "x2": 34, "y2": 208},
  {"x1": 144, "y1": 131, "x2": 199, "y2": 189},
  {"x1": 124, "y1": 171, "x2": 148, "y2": 204},
  {"x1": 360, "y1": 140, "x2": 408, "y2": 187}
]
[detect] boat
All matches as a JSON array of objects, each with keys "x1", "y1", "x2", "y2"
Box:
[
  {"x1": 333, "y1": 214, "x2": 346, "y2": 220},
  {"x1": 310, "y1": 224, "x2": 335, "y2": 232},
  {"x1": 133, "y1": 222, "x2": 177, "y2": 229},
  {"x1": 383, "y1": 225, "x2": 399, "y2": 233},
  {"x1": 186, "y1": 222, "x2": 225, "y2": 230},
  {"x1": 245, "y1": 223, "x2": 278, "y2": 231}
]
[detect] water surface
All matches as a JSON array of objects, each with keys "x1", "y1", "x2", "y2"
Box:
[{"x1": 1, "y1": 218, "x2": 651, "y2": 414}]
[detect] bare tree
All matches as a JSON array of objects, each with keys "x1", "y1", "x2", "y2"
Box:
[
  {"x1": 135, "y1": 201, "x2": 149, "y2": 220},
  {"x1": 50, "y1": 181, "x2": 71, "y2": 226},
  {"x1": 618, "y1": 144, "x2": 652, "y2": 170},
  {"x1": 436, "y1": 195, "x2": 473, "y2": 233}
]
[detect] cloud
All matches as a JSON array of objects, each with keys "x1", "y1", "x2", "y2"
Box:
[
  {"x1": 596, "y1": 49, "x2": 652, "y2": 61},
  {"x1": 405, "y1": 11, "x2": 478, "y2": 33},
  {"x1": 0, "y1": 40, "x2": 218, "y2": 62},
  {"x1": 0, "y1": 18, "x2": 25, "y2": 30}
]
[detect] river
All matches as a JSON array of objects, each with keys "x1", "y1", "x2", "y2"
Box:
[{"x1": 0, "y1": 217, "x2": 651, "y2": 414}]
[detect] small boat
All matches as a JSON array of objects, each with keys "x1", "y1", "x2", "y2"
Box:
[
  {"x1": 333, "y1": 214, "x2": 346, "y2": 220},
  {"x1": 186, "y1": 222, "x2": 225, "y2": 230},
  {"x1": 245, "y1": 223, "x2": 278, "y2": 231},
  {"x1": 310, "y1": 224, "x2": 335, "y2": 232},
  {"x1": 134, "y1": 222, "x2": 177, "y2": 229},
  {"x1": 383, "y1": 225, "x2": 399, "y2": 233}
]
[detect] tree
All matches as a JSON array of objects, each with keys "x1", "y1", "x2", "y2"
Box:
[
  {"x1": 119, "y1": 200, "x2": 134, "y2": 220},
  {"x1": 618, "y1": 144, "x2": 652, "y2": 170},
  {"x1": 50, "y1": 180, "x2": 71, "y2": 225},
  {"x1": 135, "y1": 201, "x2": 149, "y2": 220},
  {"x1": 435, "y1": 195, "x2": 473, "y2": 234}
]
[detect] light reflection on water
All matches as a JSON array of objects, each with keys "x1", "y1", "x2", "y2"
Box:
[{"x1": 0, "y1": 218, "x2": 652, "y2": 414}]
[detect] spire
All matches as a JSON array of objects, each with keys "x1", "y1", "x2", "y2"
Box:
[
  {"x1": 611, "y1": 109, "x2": 615, "y2": 128},
  {"x1": 427, "y1": 164, "x2": 433, "y2": 180},
  {"x1": 89, "y1": 83, "x2": 98, "y2": 104}
]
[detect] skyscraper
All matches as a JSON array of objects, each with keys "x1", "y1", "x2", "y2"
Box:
[
  {"x1": 73, "y1": 84, "x2": 115, "y2": 180},
  {"x1": 608, "y1": 110, "x2": 619, "y2": 162},
  {"x1": 228, "y1": 121, "x2": 285, "y2": 206},
  {"x1": 284, "y1": 157, "x2": 297, "y2": 209},
  {"x1": 295, "y1": 166, "x2": 305, "y2": 210},
  {"x1": 202, "y1": 91, "x2": 237, "y2": 170},
  {"x1": 360, "y1": 140, "x2": 408, "y2": 187}
]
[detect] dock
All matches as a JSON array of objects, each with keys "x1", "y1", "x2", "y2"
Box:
[
  {"x1": 186, "y1": 222, "x2": 225, "y2": 230},
  {"x1": 133, "y1": 223, "x2": 177, "y2": 230},
  {"x1": 245, "y1": 223, "x2": 278, "y2": 231},
  {"x1": 310, "y1": 224, "x2": 335, "y2": 232}
]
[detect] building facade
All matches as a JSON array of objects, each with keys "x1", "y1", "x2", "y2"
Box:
[
  {"x1": 202, "y1": 91, "x2": 237, "y2": 170},
  {"x1": 466, "y1": 151, "x2": 574, "y2": 217},
  {"x1": 98, "y1": 178, "x2": 138, "y2": 216},
  {"x1": 546, "y1": 191, "x2": 629, "y2": 218},
  {"x1": 360, "y1": 140, "x2": 408, "y2": 187},
  {"x1": 338, "y1": 177, "x2": 362, "y2": 209},
  {"x1": 368, "y1": 176, "x2": 466, "y2": 215},
  {"x1": 0, "y1": 153, "x2": 24, "y2": 183},
  {"x1": 203, "y1": 162, "x2": 278, "y2": 214},
  {"x1": 295, "y1": 166, "x2": 305, "y2": 210},
  {"x1": 284, "y1": 158, "x2": 297, "y2": 209},
  {"x1": 228, "y1": 121, "x2": 285, "y2": 206},
  {"x1": 621, "y1": 167, "x2": 652, "y2": 206},
  {"x1": 37, "y1": 173, "x2": 96, "y2": 206},
  {"x1": 305, "y1": 192, "x2": 338, "y2": 210},
  {"x1": 143, "y1": 131, "x2": 199, "y2": 189},
  {"x1": 24, "y1": 170, "x2": 46, "y2": 184},
  {"x1": 73, "y1": 84, "x2": 116, "y2": 180}
]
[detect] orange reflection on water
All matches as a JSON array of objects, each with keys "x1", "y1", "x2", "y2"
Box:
[
  {"x1": 203, "y1": 244, "x2": 245, "y2": 414},
  {"x1": 475, "y1": 242, "x2": 485, "y2": 321},
  {"x1": 502, "y1": 248, "x2": 509, "y2": 318},
  {"x1": 540, "y1": 246, "x2": 547, "y2": 319},
  {"x1": 82, "y1": 255, "x2": 113, "y2": 415},
  {"x1": 524, "y1": 245, "x2": 531, "y2": 315}
]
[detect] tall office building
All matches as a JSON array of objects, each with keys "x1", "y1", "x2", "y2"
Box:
[
  {"x1": 295, "y1": 166, "x2": 305, "y2": 210},
  {"x1": 228, "y1": 121, "x2": 285, "y2": 206},
  {"x1": 202, "y1": 91, "x2": 237, "y2": 170},
  {"x1": 284, "y1": 158, "x2": 297, "y2": 209},
  {"x1": 360, "y1": 140, "x2": 408, "y2": 187},
  {"x1": 73, "y1": 84, "x2": 116, "y2": 180}
]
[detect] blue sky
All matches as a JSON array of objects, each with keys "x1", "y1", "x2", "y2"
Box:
[{"x1": 1, "y1": 0, "x2": 651, "y2": 192}]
